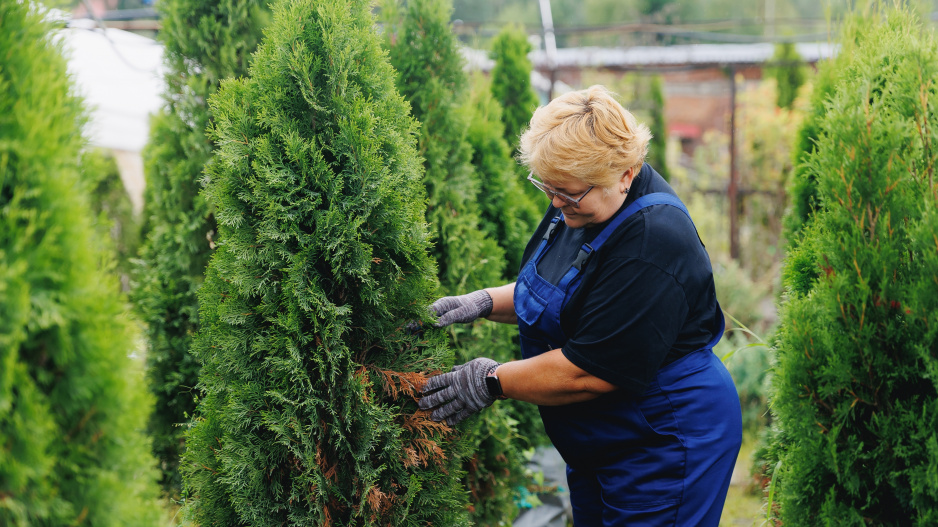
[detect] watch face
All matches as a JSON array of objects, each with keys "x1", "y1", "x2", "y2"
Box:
[{"x1": 485, "y1": 374, "x2": 502, "y2": 397}]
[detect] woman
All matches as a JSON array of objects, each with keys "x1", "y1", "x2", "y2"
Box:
[{"x1": 419, "y1": 85, "x2": 742, "y2": 526}]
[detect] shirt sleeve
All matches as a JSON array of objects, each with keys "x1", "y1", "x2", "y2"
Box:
[{"x1": 561, "y1": 257, "x2": 689, "y2": 397}]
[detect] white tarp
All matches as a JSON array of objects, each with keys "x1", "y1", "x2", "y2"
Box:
[
  {"x1": 60, "y1": 19, "x2": 165, "y2": 153},
  {"x1": 58, "y1": 19, "x2": 165, "y2": 214}
]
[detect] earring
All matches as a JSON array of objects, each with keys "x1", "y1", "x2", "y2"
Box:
[{"x1": 622, "y1": 187, "x2": 630, "y2": 195}]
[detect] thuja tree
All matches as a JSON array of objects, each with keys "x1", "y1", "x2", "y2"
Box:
[
  {"x1": 385, "y1": 0, "x2": 505, "y2": 293},
  {"x1": 133, "y1": 0, "x2": 267, "y2": 494},
  {"x1": 0, "y1": 2, "x2": 163, "y2": 525},
  {"x1": 181, "y1": 0, "x2": 470, "y2": 524},
  {"x1": 385, "y1": 0, "x2": 530, "y2": 522},
  {"x1": 490, "y1": 24, "x2": 539, "y2": 153},
  {"x1": 465, "y1": 71, "x2": 541, "y2": 277},
  {"x1": 770, "y1": 10, "x2": 938, "y2": 525},
  {"x1": 647, "y1": 74, "x2": 669, "y2": 179},
  {"x1": 81, "y1": 148, "x2": 141, "y2": 291},
  {"x1": 784, "y1": 17, "x2": 871, "y2": 242},
  {"x1": 490, "y1": 24, "x2": 543, "y2": 203},
  {"x1": 465, "y1": 68, "x2": 552, "y2": 501},
  {"x1": 770, "y1": 42, "x2": 806, "y2": 111}
]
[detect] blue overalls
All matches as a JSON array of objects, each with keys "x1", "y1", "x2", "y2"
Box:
[{"x1": 514, "y1": 193, "x2": 742, "y2": 526}]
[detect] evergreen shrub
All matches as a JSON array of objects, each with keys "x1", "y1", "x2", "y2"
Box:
[
  {"x1": 490, "y1": 23, "x2": 540, "y2": 153},
  {"x1": 181, "y1": 0, "x2": 470, "y2": 523},
  {"x1": 385, "y1": 0, "x2": 532, "y2": 522},
  {"x1": 81, "y1": 148, "x2": 141, "y2": 291},
  {"x1": 784, "y1": 18, "x2": 873, "y2": 242},
  {"x1": 490, "y1": 23, "x2": 542, "y2": 203},
  {"x1": 465, "y1": 72, "x2": 542, "y2": 278},
  {"x1": 771, "y1": 10, "x2": 938, "y2": 525},
  {"x1": 770, "y1": 42, "x2": 806, "y2": 111},
  {"x1": 647, "y1": 75, "x2": 669, "y2": 179},
  {"x1": 0, "y1": 2, "x2": 163, "y2": 525},
  {"x1": 133, "y1": 0, "x2": 268, "y2": 494}
]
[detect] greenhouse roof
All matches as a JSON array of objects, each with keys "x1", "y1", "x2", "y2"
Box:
[{"x1": 464, "y1": 41, "x2": 838, "y2": 72}]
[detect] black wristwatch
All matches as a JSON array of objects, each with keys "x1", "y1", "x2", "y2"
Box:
[{"x1": 485, "y1": 363, "x2": 508, "y2": 400}]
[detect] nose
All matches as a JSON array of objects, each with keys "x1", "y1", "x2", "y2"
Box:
[{"x1": 550, "y1": 193, "x2": 567, "y2": 208}]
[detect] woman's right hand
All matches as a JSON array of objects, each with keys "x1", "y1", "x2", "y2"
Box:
[{"x1": 430, "y1": 290, "x2": 493, "y2": 327}]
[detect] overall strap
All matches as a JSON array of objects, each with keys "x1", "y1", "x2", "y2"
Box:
[{"x1": 529, "y1": 215, "x2": 563, "y2": 263}]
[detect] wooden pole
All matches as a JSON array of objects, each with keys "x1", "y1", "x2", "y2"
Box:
[{"x1": 728, "y1": 66, "x2": 740, "y2": 260}]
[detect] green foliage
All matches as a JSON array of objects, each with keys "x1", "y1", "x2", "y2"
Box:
[
  {"x1": 770, "y1": 42, "x2": 806, "y2": 110},
  {"x1": 490, "y1": 24, "x2": 539, "y2": 156},
  {"x1": 385, "y1": 0, "x2": 535, "y2": 522},
  {"x1": 80, "y1": 148, "x2": 142, "y2": 291},
  {"x1": 0, "y1": 3, "x2": 163, "y2": 525},
  {"x1": 465, "y1": 72, "x2": 542, "y2": 278},
  {"x1": 181, "y1": 0, "x2": 470, "y2": 523},
  {"x1": 783, "y1": 17, "x2": 872, "y2": 244},
  {"x1": 386, "y1": 0, "x2": 505, "y2": 294},
  {"x1": 133, "y1": 0, "x2": 268, "y2": 495},
  {"x1": 451, "y1": 0, "x2": 860, "y2": 47},
  {"x1": 647, "y1": 75, "x2": 669, "y2": 179},
  {"x1": 771, "y1": 10, "x2": 938, "y2": 525}
]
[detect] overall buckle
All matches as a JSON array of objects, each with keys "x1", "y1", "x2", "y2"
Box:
[{"x1": 572, "y1": 243, "x2": 594, "y2": 271}]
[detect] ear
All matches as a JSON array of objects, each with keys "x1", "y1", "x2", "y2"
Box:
[{"x1": 619, "y1": 167, "x2": 637, "y2": 193}]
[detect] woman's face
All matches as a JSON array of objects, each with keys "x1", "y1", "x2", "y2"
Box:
[{"x1": 542, "y1": 170, "x2": 634, "y2": 229}]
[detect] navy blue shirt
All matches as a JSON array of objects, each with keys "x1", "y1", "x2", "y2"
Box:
[{"x1": 518, "y1": 163, "x2": 721, "y2": 397}]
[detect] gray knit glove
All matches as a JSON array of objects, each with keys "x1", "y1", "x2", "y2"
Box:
[
  {"x1": 419, "y1": 358, "x2": 499, "y2": 426},
  {"x1": 430, "y1": 290, "x2": 493, "y2": 327}
]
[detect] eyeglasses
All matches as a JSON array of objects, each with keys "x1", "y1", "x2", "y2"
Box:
[{"x1": 527, "y1": 172, "x2": 595, "y2": 209}]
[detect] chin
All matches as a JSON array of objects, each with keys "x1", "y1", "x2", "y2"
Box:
[{"x1": 562, "y1": 215, "x2": 589, "y2": 229}]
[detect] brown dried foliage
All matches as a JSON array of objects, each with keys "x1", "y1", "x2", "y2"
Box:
[{"x1": 366, "y1": 366, "x2": 431, "y2": 401}]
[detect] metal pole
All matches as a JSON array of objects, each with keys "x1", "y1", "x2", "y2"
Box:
[{"x1": 538, "y1": 0, "x2": 557, "y2": 100}]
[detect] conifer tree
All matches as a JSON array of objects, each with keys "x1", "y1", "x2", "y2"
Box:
[
  {"x1": 385, "y1": 0, "x2": 506, "y2": 294},
  {"x1": 465, "y1": 72, "x2": 542, "y2": 277},
  {"x1": 770, "y1": 42, "x2": 806, "y2": 111},
  {"x1": 181, "y1": 0, "x2": 470, "y2": 523},
  {"x1": 489, "y1": 24, "x2": 546, "y2": 204},
  {"x1": 771, "y1": 10, "x2": 938, "y2": 524},
  {"x1": 490, "y1": 24, "x2": 540, "y2": 154},
  {"x1": 647, "y1": 74, "x2": 669, "y2": 179},
  {"x1": 81, "y1": 148, "x2": 141, "y2": 291},
  {"x1": 0, "y1": 2, "x2": 163, "y2": 525},
  {"x1": 133, "y1": 0, "x2": 268, "y2": 494},
  {"x1": 385, "y1": 1, "x2": 532, "y2": 522}
]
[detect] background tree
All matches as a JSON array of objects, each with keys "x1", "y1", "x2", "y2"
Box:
[
  {"x1": 181, "y1": 0, "x2": 470, "y2": 523},
  {"x1": 385, "y1": 0, "x2": 505, "y2": 293},
  {"x1": 133, "y1": 0, "x2": 268, "y2": 494},
  {"x1": 769, "y1": 42, "x2": 806, "y2": 110},
  {"x1": 0, "y1": 2, "x2": 163, "y2": 525},
  {"x1": 490, "y1": 24, "x2": 540, "y2": 155},
  {"x1": 384, "y1": 0, "x2": 532, "y2": 522},
  {"x1": 647, "y1": 74, "x2": 670, "y2": 179},
  {"x1": 81, "y1": 148, "x2": 141, "y2": 292},
  {"x1": 783, "y1": 16, "x2": 875, "y2": 245},
  {"x1": 770, "y1": 9, "x2": 938, "y2": 524},
  {"x1": 465, "y1": 71, "x2": 542, "y2": 278}
]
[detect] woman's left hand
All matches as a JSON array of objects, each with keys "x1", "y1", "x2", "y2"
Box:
[{"x1": 419, "y1": 358, "x2": 499, "y2": 425}]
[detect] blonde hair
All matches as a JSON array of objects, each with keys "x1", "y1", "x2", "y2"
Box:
[{"x1": 518, "y1": 85, "x2": 652, "y2": 188}]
